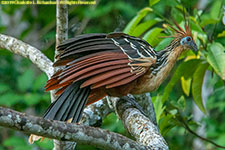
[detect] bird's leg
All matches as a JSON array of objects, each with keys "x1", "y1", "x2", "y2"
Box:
[{"x1": 122, "y1": 95, "x2": 147, "y2": 117}]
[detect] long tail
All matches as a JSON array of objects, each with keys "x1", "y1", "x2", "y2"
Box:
[
  {"x1": 43, "y1": 81, "x2": 91, "y2": 123},
  {"x1": 29, "y1": 81, "x2": 90, "y2": 144}
]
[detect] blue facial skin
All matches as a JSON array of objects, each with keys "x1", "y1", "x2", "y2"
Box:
[{"x1": 180, "y1": 36, "x2": 198, "y2": 52}]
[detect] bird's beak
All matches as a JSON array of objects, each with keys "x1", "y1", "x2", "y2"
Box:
[{"x1": 190, "y1": 41, "x2": 198, "y2": 52}]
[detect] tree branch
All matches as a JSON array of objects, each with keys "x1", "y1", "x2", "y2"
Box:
[
  {"x1": 0, "y1": 34, "x2": 54, "y2": 78},
  {"x1": 0, "y1": 106, "x2": 149, "y2": 150},
  {"x1": 54, "y1": 1, "x2": 70, "y2": 149},
  {"x1": 111, "y1": 96, "x2": 169, "y2": 150},
  {"x1": 133, "y1": 94, "x2": 158, "y2": 126},
  {"x1": 81, "y1": 98, "x2": 114, "y2": 126},
  {"x1": 56, "y1": 0, "x2": 68, "y2": 48}
]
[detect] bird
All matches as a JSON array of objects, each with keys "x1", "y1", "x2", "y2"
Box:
[{"x1": 43, "y1": 21, "x2": 198, "y2": 124}]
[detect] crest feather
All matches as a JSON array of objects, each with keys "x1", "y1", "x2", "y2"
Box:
[{"x1": 168, "y1": 18, "x2": 193, "y2": 39}]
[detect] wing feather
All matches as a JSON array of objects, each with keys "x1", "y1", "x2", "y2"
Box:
[
  {"x1": 46, "y1": 32, "x2": 158, "y2": 96},
  {"x1": 91, "y1": 72, "x2": 133, "y2": 89},
  {"x1": 106, "y1": 72, "x2": 144, "y2": 88},
  {"x1": 80, "y1": 67, "x2": 131, "y2": 88}
]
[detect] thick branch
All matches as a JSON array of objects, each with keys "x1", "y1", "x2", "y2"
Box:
[
  {"x1": 81, "y1": 98, "x2": 114, "y2": 126},
  {"x1": 54, "y1": 1, "x2": 69, "y2": 149},
  {"x1": 0, "y1": 107, "x2": 149, "y2": 150},
  {"x1": 133, "y1": 94, "x2": 158, "y2": 127},
  {"x1": 0, "y1": 34, "x2": 54, "y2": 78},
  {"x1": 111, "y1": 96, "x2": 169, "y2": 150}
]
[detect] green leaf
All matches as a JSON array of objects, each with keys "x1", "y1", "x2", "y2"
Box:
[
  {"x1": 192, "y1": 62, "x2": 209, "y2": 114},
  {"x1": 171, "y1": 7, "x2": 184, "y2": 23},
  {"x1": 123, "y1": 7, "x2": 152, "y2": 35},
  {"x1": 152, "y1": 96, "x2": 166, "y2": 124},
  {"x1": 207, "y1": 42, "x2": 225, "y2": 80},
  {"x1": 190, "y1": 18, "x2": 204, "y2": 33},
  {"x1": 143, "y1": 27, "x2": 163, "y2": 47},
  {"x1": 155, "y1": 37, "x2": 173, "y2": 51},
  {"x1": 162, "y1": 59, "x2": 202, "y2": 103},
  {"x1": 35, "y1": 139, "x2": 53, "y2": 149},
  {"x1": 181, "y1": 76, "x2": 192, "y2": 96},
  {"x1": 131, "y1": 19, "x2": 158, "y2": 37},
  {"x1": 159, "y1": 114, "x2": 175, "y2": 136},
  {"x1": 200, "y1": 17, "x2": 219, "y2": 27},
  {"x1": 177, "y1": 96, "x2": 186, "y2": 110},
  {"x1": 170, "y1": 96, "x2": 186, "y2": 110},
  {"x1": 218, "y1": 31, "x2": 225, "y2": 38},
  {"x1": 149, "y1": 0, "x2": 160, "y2": 7},
  {"x1": 210, "y1": 0, "x2": 222, "y2": 18},
  {"x1": 17, "y1": 69, "x2": 34, "y2": 92}
]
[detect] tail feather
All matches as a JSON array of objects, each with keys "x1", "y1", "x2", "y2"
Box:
[
  {"x1": 43, "y1": 83, "x2": 76, "y2": 120},
  {"x1": 75, "y1": 88, "x2": 90, "y2": 122},
  {"x1": 66, "y1": 87, "x2": 90, "y2": 122},
  {"x1": 61, "y1": 86, "x2": 84, "y2": 121},
  {"x1": 54, "y1": 85, "x2": 80, "y2": 121},
  {"x1": 43, "y1": 81, "x2": 90, "y2": 123}
]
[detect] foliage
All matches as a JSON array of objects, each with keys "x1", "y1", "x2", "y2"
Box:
[
  {"x1": 0, "y1": 0, "x2": 224, "y2": 150},
  {"x1": 122, "y1": 0, "x2": 225, "y2": 149}
]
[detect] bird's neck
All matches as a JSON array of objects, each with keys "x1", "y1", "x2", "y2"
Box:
[
  {"x1": 152, "y1": 39, "x2": 184, "y2": 75},
  {"x1": 129, "y1": 39, "x2": 185, "y2": 94},
  {"x1": 163, "y1": 39, "x2": 184, "y2": 65}
]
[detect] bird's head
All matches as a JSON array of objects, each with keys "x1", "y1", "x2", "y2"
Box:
[{"x1": 168, "y1": 20, "x2": 198, "y2": 52}]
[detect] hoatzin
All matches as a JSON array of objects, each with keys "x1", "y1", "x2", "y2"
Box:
[{"x1": 43, "y1": 22, "x2": 197, "y2": 124}]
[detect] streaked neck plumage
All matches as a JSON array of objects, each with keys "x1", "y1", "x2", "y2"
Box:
[
  {"x1": 151, "y1": 38, "x2": 183, "y2": 75},
  {"x1": 131, "y1": 38, "x2": 185, "y2": 94}
]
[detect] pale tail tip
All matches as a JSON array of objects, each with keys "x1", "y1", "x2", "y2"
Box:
[{"x1": 28, "y1": 134, "x2": 45, "y2": 144}]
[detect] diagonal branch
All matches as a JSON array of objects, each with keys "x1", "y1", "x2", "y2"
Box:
[
  {"x1": 0, "y1": 33, "x2": 54, "y2": 78},
  {"x1": 0, "y1": 106, "x2": 149, "y2": 150},
  {"x1": 133, "y1": 94, "x2": 158, "y2": 126},
  {"x1": 111, "y1": 96, "x2": 169, "y2": 150},
  {"x1": 81, "y1": 98, "x2": 114, "y2": 126}
]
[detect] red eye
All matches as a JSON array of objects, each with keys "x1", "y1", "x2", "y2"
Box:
[{"x1": 186, "y1": 37, "x2": 191, "y2": 41}]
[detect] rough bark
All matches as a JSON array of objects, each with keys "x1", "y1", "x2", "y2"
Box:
[
  {"x1": 111, "y1": 96, "x2": 169, "y2": 150},
  {"x1": 0, "y1": 107, "x2": 149, "y2": 150},
  {"x1": 133, "y1": 94, "x2": 158, "y2": 126},
  {"x1": 81, "y1": 98, "x2": 114, "y2": 126},
  {"x1": 56, "y1": 0, "x2": 68, "y2": 52}
]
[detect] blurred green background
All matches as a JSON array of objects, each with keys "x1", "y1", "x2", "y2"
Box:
[{"x1": 0, "y1": 0, "x2": 225, "y2": 150}]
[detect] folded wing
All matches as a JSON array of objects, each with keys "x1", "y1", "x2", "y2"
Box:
[{"x1": 45, "y1": 32, "x2": 157, "y2": 103}]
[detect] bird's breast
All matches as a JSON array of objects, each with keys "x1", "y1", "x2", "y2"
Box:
[{"x1": 130, "y1": 60, "x2": 175, "y2": 94}]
